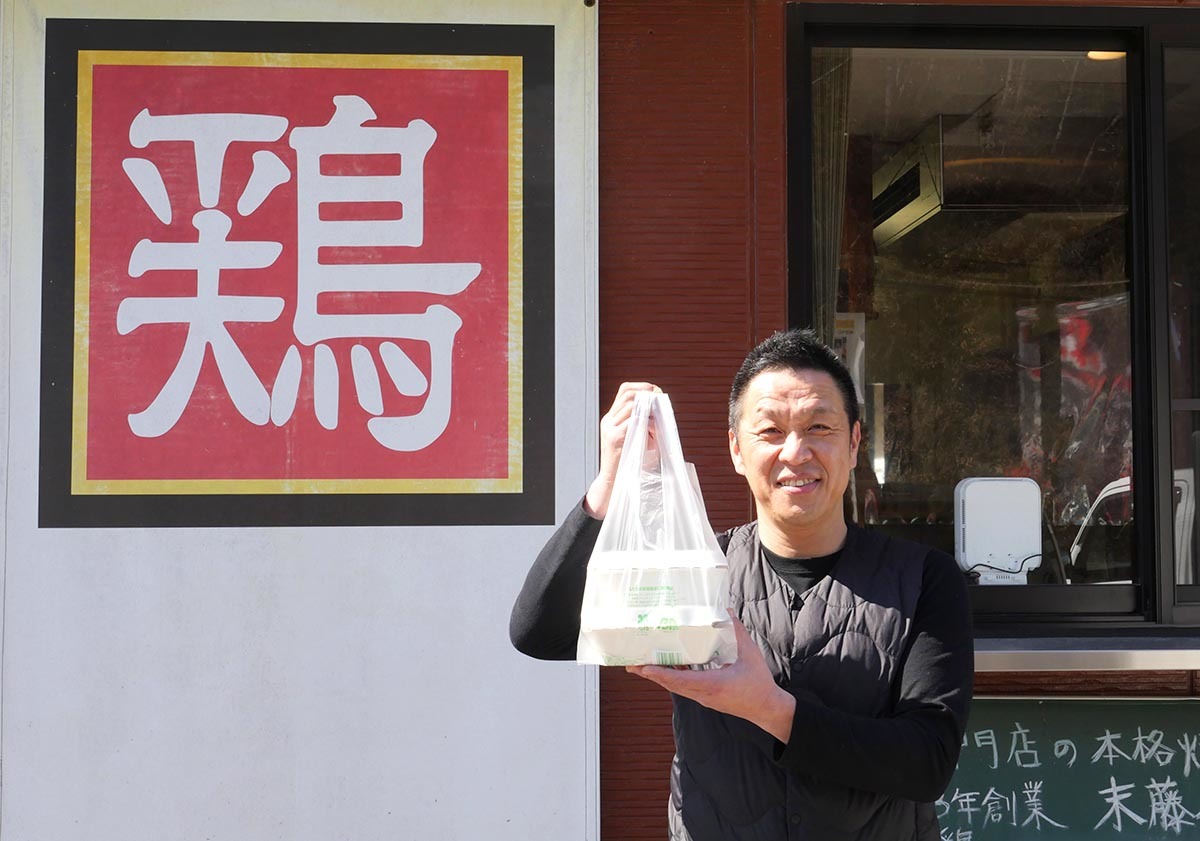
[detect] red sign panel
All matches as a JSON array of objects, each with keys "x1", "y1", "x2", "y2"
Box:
[{"x1": 76, "y1": 52, "x2": 521, "y2": 494}]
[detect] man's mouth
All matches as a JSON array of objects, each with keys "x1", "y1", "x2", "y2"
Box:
[{"x1": 777, "y1": 477, "x2": 818, "y2": 489}]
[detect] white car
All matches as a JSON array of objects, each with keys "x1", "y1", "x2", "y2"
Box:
[{"x1": 1068, "y1": 469, "x2": 1195, "y2": 585}]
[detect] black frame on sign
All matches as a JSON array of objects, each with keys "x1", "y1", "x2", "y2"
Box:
[
  {"x1": 39, "y1": 18, "x2": 555, "y2": 528},
  {"x1": 787, "y1": 4, "x2": 1200, "y2": 631}
]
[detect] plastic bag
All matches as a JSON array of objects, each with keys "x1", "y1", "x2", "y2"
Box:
[{"x1": 577, "y1": 391, "x2": 736, "y2": 666}]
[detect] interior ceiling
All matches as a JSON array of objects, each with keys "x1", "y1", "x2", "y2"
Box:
[
  {"x1": 834, "y1": 47, "x2": 1200, "y2": 276},
  {"x1": 879, "y1": 210, "x2": 1124, "y2": 283},
  {"x1": 841, "y1": 48, "x2": 1127, "y2": 144}
]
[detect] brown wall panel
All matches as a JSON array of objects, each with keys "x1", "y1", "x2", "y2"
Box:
[
  {"x1": 597, "y1": 1, "x2": 786, "y2": 838},
  {"x1": 792, "y1": 0, "x2": 1200, "y2": 6},
  {"x1": 598, "y1": 0, "x2": 778, "y2": 536},
  {"x1": 975, "y1": 670, "x2": 1194, "y2": 696}
]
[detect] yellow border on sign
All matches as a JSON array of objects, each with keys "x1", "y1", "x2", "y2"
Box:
[{"x1": 72, "y1": 50, "x2": 524, "y2": 496}]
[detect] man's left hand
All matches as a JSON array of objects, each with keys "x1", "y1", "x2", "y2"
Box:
[{"x1": 626, "y1": 611, "x2": 796, "y2": 744}]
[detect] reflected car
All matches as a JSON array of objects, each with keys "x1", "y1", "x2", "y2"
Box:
[{"x1": 1068, "y1": 470, "x2": 1195, "y2": 585}]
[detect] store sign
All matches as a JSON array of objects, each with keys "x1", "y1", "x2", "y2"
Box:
[
  {"x1": 943, "y1": 699, "x2": 1200, "y2": 839},
  {"x1": 39, "y1": 20, "x2": 554, "y2": 527}
]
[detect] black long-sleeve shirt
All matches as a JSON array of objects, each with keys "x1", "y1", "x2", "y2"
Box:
[{"x1": 510, "y1": 501, "x2": 974, "y2": 804}]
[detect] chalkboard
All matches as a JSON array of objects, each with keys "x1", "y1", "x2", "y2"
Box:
[{"x1": 941, "y1": 698, "x2": 1200, "y2": 839}]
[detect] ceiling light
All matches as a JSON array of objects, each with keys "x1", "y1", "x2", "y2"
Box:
[{"x1": 1087, "y1": 51, "x2": 1126, "y2": 61}]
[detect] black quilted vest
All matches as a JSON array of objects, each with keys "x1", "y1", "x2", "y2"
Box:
[{"x1": 666, "y1": 523, "x2": 939, "y2": 841}]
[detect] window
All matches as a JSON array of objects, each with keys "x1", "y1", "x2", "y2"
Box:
[
  {"x1": 789, "y1": 5, "x2": 1200, "y2": 630},
  {"x1": 1165, "y1": 47, "x2": 1200, "y2": 603}
]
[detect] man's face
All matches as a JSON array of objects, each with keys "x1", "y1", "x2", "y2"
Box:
[{"x1": 728, "y1": 367, "x2": 860, "y2": 551}]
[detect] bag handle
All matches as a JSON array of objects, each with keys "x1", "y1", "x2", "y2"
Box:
[{"x1": 614, "y1": 391, "x2": 711, "y2": 552}]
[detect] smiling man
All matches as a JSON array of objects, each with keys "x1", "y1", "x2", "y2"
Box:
[{"x1": 511, "y1": 328, "x2": 974, "y2": 841}]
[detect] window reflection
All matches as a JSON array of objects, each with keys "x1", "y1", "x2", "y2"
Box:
[
  {"x1": 1165, "y1": 419, "x2": 1197, "y2": 587},
  {"x1": 815, "y1": 48, "x2": 1133, "y2": 585},
  {"x1": 1164, "y1": 49, "x2": 1200, "y2": 591},
  {"x1": 1068, "y1": 479, "x2": 1135, "y2": 583}
]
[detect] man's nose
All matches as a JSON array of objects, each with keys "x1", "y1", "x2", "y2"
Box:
[{"x1": 780, "y1": 432, "x2": 811, "y2": 463}]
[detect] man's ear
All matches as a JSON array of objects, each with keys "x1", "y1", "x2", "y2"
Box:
[
  {"x1": 850, "y1": 420, "x2": 862, "y2": 463},
  {"x1": 729, "y1": 428, "x2": 746, "y2": 476}
]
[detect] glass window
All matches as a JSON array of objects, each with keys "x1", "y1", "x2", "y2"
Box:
[
  {"x1": 1167, "y1": 425, "x2": 1197, "y2": 589},
  {"x1": 813, "y1": 47, "x2": 1133, "y2": 587},
  {"x1": 1165, "y1": 48, "x2": 1200, "y2": 594},
  {"x1": 1068, "y1": 483, "x2": 1135, "y2": 583}
]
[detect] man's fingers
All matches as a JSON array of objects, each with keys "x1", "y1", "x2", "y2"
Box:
[
  {"x1": 612, "y1": 382, "x2": 659, "y2": 407},
  {"x1": 611, "y1": 383, "x2": 656, "y2": 411},
  {"x1": 627, "y1": 664, "x2": 677, "y2": 685},
  {"x1": 728, "y1": 611, "x2": 752, "y2": 643},
  {"x1": 588, "y1": 382, "x2": 660, "y2": 518},
  {"x1": 604, "y1": 383, "x2": 657, "y2": 427},
  {"x1": 726, "y1": 611, "x2": 763, "y2": 664},
  {"x1": 627, "y1": 663, "x2": 730, "y2": 694},
  {"x1": 616, "y1": 381, "x2": 659, "y2": 393}
]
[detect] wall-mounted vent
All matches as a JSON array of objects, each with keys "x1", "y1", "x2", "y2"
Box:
[
  {"x1": 871, "y1": 165, "x2": 921, "y2": 228},
  {"x1": 871, "y1": 114, "x2": 1127, "y2": 250}
]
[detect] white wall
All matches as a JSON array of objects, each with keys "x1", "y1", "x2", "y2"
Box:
[{"x1": 0, "y1": 2, "x2": 598, "y2": 839}]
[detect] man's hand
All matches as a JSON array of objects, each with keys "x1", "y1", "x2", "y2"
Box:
[
  {"x1": 626, "y1": 612, "x2": 796, "y2": 744},
  {"x1": 584, "y1": 382, "x2": 660, "y2": 518}
]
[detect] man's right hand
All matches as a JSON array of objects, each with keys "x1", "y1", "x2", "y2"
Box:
[{"x1": 584, "y1": 382, "x2": 660, "y2": 518}]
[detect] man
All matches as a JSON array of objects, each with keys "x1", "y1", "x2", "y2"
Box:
[{"x1": 510, "y1": 328, "x2": 974, "y2": 840}]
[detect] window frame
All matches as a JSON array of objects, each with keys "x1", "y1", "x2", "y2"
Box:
[{"x1": 786, "y1": 3, "x2": 1200, "y2": 634}]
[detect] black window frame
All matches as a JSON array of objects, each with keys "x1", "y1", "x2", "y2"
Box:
[{"x1": 787, "y1": 3, "x2": 1200, "y2": 634}]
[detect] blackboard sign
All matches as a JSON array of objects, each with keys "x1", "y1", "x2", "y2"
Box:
[{"x1": 940, "y1": 698, "x2": 1200, "y2": 839}]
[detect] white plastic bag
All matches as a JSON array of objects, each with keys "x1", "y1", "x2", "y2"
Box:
[{"x1": 577, "y1": 391, "x2": 736, "y2": 666}]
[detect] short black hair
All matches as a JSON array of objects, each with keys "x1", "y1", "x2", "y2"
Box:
[{"x1": 728, "y1": 328, "x2": 860, "y2": 431}]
